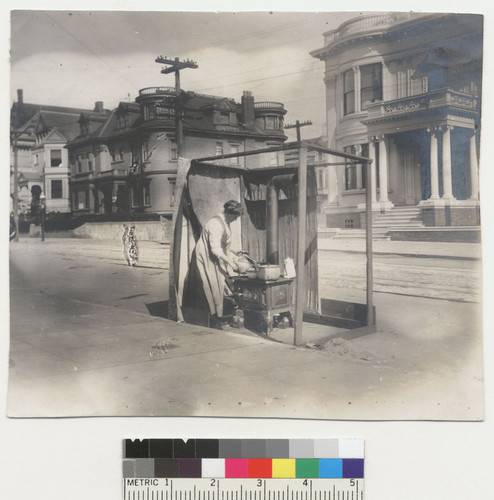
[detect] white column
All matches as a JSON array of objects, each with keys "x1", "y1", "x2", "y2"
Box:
[
  {"x1": 428, "y1": 127, "x2": 440, "y2": 200},
  {"x1": 441, "y1": 125, "x2": 454, "y2": 200},
  {"x1": 354, "y1": 66, "x2": 361, "y2": 113},
  {"x1": 368, "y1": 139, "x2": 377, "y2": 202},
  {"x1": 378, "y1": 135, "x2": 389, "y2": 203},
  {"x1": 469, "y1": 130, "x2": 480, "y2": 200}
]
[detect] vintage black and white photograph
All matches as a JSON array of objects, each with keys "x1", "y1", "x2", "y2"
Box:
[{"x1": 8, "y1": 10, "x2": 484, "y2": 419}]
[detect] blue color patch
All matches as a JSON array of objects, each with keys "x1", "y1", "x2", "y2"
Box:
[{"x1": 319, "y1": 459, "x2": 342, "y2": 478}]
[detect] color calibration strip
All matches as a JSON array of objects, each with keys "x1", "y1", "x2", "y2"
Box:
[{"x1": 123, "y1": 439, "x2": 364, "y2": 479}]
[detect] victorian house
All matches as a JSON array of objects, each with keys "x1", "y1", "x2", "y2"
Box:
[
  {"x1": 67, "y1": 88, "x2": 287, "y2": 216},
  {"x1": 10, "y1": 90, "x2": 109, "y2": 215},
  {"x1": 311, "y1": 13, "x2": 482, "y2": 233}
]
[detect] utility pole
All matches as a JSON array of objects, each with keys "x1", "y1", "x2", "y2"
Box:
[
  {"x1": 155, "y1": 56, "x2": 198, "y2": 158},
  {"x1": 285, "y1": 120, "x2": 313, "y2": 142}
]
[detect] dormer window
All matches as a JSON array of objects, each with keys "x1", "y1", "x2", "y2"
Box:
[
  {"x1": 219, "y1": 111, "x2": 230, "y2": 125},
  {"x1": 117, "y1": 113, "x2": 129, "y2": 129},
  {"x1": 80, "y1": 121, "x2": 89, "y2": 135}
]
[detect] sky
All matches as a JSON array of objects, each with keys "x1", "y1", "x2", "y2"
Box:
[{"x1": 9, "y1": 10, "x2": 364, "y2": 141}]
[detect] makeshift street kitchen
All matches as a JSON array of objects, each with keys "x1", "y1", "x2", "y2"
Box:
[{"x1": 168, "y1": 142, "x2": 376, "y2": 345}]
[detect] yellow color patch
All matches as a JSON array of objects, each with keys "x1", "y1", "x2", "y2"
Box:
[{"x1": 272, "y1": 459, "x2": 296, "y2": 478}]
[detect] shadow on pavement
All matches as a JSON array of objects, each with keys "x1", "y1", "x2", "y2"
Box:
[{"x1": 146, "y1": 300, "x2": 169, "y2": 319}]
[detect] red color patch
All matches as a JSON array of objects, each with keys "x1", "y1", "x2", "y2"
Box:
[{"x1": 248, "y1": 459, "x2": 272, "y2": 478}]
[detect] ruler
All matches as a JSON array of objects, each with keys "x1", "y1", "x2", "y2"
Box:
[
  {"x1": 123, "y1": 439, "x2": 364, "y2": 500},
  {"x1": 123, "y1": 478, "x2": 364, "y2": 500}
]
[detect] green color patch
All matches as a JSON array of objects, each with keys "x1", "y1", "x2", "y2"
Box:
[{"x1": 296, "y1": 459, "x2": 319, "y2": 478}]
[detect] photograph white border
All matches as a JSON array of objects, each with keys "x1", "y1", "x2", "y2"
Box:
[{"x1": 1, "y1": 1, "x2": 493, "y2": 499}]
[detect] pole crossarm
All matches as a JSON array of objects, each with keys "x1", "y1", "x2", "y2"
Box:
[
  {"x1": 156, "y1": 56, "x2": 198, "y2": 73},
  {"x1": 156, "y1": 54, "x2": 198, "y2": 159},
  {"x1": 284, "y1": 120, "x2": 313, "y2": 142}
]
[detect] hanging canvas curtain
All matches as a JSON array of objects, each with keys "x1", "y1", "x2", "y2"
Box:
[{"x1": 169, "y1": 161, "x2": 319, "y2": 322}]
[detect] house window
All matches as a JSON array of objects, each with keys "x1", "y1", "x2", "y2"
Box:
[
  {"x1": 360, "y1": 143, "x2": 369, "y2": 189},
  {"x1": 216, "y1": 142, "x2": 224, "y2": 156},
  {"x1": 344, "y1": 69, "x2": 355, "y2": 115},
  {"x1": 427, "y1": 68, "x2": 445, "y2": 91},
  {"x1": 344, "y1": 145, "x2": 357, "y2": 190},
  {"x1": 360, "y1": 63, "x2": 382, "y2": 110},
  {"x1": 169, "y1": 178, "x2": 176, "y2": 207},
  {"x1": 265, "y1": 116, "x2": 278, "y2": 130},
  {"x1": 77, "y1": 190, "x2": 86, "y2": 210},
  {"x1": 143, "y1": 183, "x2": 151, "y2": 206},
  {"x1": 131, "y1": 184, "x2": 140, "y2": 207},
  {"x1": 317, "y1": 168, "x2": 327, "y2": 189},
  {"x1": 88, "y1": 153, "x2": 94, "y2": 171},
  {"x1": 230, "y1": 144, "x2": 240, "y2": 164},
  {"x1": 170, "y1": 140, "x2": 178, "y2": 160},
  {"x1": 34, "y1": 154, "x2": 39, "y2": 166},
  {"x1": 50, "y1": 149, "x2": 62, "y2": 167},
  {"x1": 142, "y1": 141, "x2": 149, "y2": 161},
  {"x1": 77, "y1": 155, "x2": 82, "y2": 173},
  {"x1": 51, "y1": 180, "x2": 63, "y2": 199}
]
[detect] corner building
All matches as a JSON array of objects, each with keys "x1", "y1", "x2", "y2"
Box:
[
  {"x1": 311, "y1": 13, "x2": 482, "y2": 231},
  {"x1": 67, "y1": 89, "x2": 286, "y2": 217}
]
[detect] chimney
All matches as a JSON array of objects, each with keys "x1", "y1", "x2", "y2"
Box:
[
  {"x1": 241, "y1": 91, "x2": 255, "y2": 126},
  {"x1": 17, "y1": 89, "x2": 23, "y2": 105},
  {"x1": 94, "y1": 101, "x2": 104, "y2": 112}
]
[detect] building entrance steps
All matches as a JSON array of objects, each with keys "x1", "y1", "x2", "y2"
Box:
[{"x1": 326, "y1": 206, "x2": 426, "y2": 240}]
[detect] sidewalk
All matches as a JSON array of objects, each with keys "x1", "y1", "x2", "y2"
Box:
[
  {"x1": 8, "y1": 273, "x2": 483, "y2": 420},
  {"x1": 317, "y1": 237, "x2": 482, "y2": 260},
  {"x1": 8, "y1": 236, "x2": 484, "y2": 420}
]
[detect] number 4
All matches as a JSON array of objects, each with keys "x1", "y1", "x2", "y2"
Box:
[{"x1": 303, "y1": 480, "x2": 308, "y2": 486}]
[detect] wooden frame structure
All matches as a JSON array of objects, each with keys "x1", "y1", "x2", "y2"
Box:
[{"x1": 190, "y1": 140, "x2": 375, "y2": 344}]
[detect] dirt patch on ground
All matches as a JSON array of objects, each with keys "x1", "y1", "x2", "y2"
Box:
[{"x1": 321, "y1": 337, "x2": 385, "y2": 364}]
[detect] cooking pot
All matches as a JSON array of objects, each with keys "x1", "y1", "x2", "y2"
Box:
[
  {"x1": 257, "y1": 264, "x2": 281, "y2": 281},
  {"x1": 246, "y1": 268, "x2": 258, "y2": 279}
]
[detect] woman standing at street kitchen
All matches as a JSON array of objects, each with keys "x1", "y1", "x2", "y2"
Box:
[{"x1": 185, "y1": 200, "x2": 245, "y2": 329}]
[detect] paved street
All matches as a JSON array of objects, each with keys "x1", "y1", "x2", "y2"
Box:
[
  {"x1": 7, "y1": 236, "x2": 483, "y2": 420},
  {"x1": 319, "y1": 250, "x2": 481, "y2": 303}
]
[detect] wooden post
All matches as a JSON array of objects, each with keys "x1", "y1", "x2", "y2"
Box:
[
  {"x1": 365, "y1": 160, "x2": 374, "y2": 327},
  {"x1": 12, "y1": 134, "x2": 19, "y2": 242},
  {"x1": 294, "y1": 145, "x2": 308, "y2": 345},
  {"x1": 174, "y1": 60, "x2": 184, "y2": 158}
]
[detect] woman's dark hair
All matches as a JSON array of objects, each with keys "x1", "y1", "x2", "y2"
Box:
[{"x1": 223, "y1": 200, "x2": 244, "y2": 216}]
